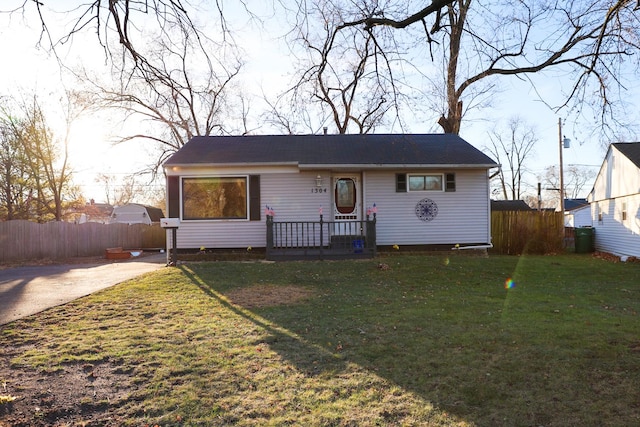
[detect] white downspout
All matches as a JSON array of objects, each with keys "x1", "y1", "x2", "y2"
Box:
[{"x1": 451, "y1": 243, "x2": 494, "y2": 251}]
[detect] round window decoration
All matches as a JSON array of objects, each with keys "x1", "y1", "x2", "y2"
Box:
[{"x1": 415, "y1": 198, "x2": 438, "y2": 222}]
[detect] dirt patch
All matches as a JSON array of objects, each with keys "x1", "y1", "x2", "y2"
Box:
[
  {"x1": 225, "y1": 284, "x2": 317, "y2": 308},
  {"x1": 0, "y1": 353, "x2": 135, "y2": 426}
]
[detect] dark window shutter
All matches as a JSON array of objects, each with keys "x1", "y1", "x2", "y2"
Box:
[
  {"x1": 396, "y1": 174, "x2": 407, "y2": 192},
  {"x1": 168, "y1": 176, "x2": 180, "y2": 217},
  {"x1": 445, "y1": 173, "x2": 456, "y2": 192},
  {"x1": 249, "y1": 175, "x2": 260, "y2": 221}
]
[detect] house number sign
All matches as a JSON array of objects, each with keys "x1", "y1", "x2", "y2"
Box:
[
  {"x1": 415, "y1": 198, "x2": 438, "y2": 222},
  {"x1": 311, "y1": 188, "x2": 328, "y2": 193}
]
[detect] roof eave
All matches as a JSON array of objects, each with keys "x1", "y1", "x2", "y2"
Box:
[
  {"x1": 164, "y1": 161, "x2": 300, "y2": 169},
  {"x1": 298, "y1": 163, "x2": 499, "y2": 170},
  {"x1": 164, "y1": 162, "x2": 499, "y2": 170}
]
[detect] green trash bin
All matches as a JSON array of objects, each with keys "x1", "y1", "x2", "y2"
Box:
[{"x1": 575, "y1": 227, "x2": 594, "y2": 253}]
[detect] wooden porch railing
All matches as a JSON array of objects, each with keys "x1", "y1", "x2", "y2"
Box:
[{"x1": 266, "y1": 214, "x2": 377, "y2": 260}]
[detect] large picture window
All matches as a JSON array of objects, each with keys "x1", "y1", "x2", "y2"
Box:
[{"x1": 182, "y1": 177, "x2": 247, "y2": 220}]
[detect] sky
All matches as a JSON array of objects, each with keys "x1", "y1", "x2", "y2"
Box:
[
  {"x1": 0, "y1": 3, "x2": 156, "y2": 201},
  {"x1": 0, "y1": 1, "x2": 634, "y2": 205}
]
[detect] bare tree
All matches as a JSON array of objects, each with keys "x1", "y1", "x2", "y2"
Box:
[
  {"x1": 6, "y1": 1, "x2": 246, "y2": 177},
  {"x1": 22, "y1": 97, "x2": 77, "y2": 221},
  {"x1": 270, "y1": 0, "x2": 402, "y2": 134},
  {"x1": 3, "y1": 1, "x2": 229, "y2": 77},
  {"x1": 485, "y1": 116, "x2": 538, "y2": 200},
  {"x1": 80, "y1": 17, "x2": 245, "y2": 173},
  {"x1": 544, "y1": 164, "x2": 597, "y2": 201},
  {"x1": 95, "y1": 173, "x2": 137, "y2": 207},
  {"x1": 0, "y1": 95, "x2": 79, "y2": 221},
  {"x1": 335, "y1": 0, "x2": 640, "y2": 136},
  {"x1": 0, "y1": 106, "x2": 33, "y2": 220},
  {"x1": 10, "y1": 1, "x2": 640, "y2": 143}
]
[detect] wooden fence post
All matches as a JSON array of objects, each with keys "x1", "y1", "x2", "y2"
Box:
[{"x1": 266, "y1": 215, "x2": 274, "y2": 259}]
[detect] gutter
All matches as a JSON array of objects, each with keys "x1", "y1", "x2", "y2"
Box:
[
  {"x1": 163, "y1": 163, "x2": 500, "y2": 172},
  {"x1": 164, "y1": 161, "x2": 300, "y2": 169}
]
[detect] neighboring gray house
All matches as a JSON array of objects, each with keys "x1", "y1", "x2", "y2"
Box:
[
  {"x1": 111, "y1": 203, "x2": 165, "y2": 225},
  {"x1": 163, "y1": 134, "x2": 498, "y2": 251},
  {"x1": 587, "y1": 142, "x2": 640, "y2": 258}
]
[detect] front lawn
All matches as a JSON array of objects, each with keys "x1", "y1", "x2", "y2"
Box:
[{"x1": 1, "y1": 254, "x2": 638, "y2": 426}]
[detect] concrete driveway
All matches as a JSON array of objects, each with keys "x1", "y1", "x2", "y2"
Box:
[{"x1": 0, "y1": 253, "x2": 166, "y2": 325}]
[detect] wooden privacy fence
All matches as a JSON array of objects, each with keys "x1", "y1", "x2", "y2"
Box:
[
  {"x1": 491, "y1": 210, "x2": 564, "y2": 255},
  {"x1": 0, "y1": 220, "x2": 166, "y2": 263}
]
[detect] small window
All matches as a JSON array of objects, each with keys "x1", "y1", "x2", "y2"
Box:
[
  {"x1": 396, "y1": 174, "x2": 407, "y2": 192},
  {"x1": 622, "y1": 202, "x2": 627, "y2": 221},
  {"x1": 445, "y1": 173, "x2": 456, "y2": 192},
  {"x1": 408, "y1": 174, "x2": 443, "y2": 191},
  {"x1": 597, "y1": 204, "x2": 603, "y2": 224}
]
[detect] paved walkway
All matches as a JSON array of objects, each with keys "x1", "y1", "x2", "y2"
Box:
[{"x1": 0, "y1": 253, "x2": 166, "y2": 325}]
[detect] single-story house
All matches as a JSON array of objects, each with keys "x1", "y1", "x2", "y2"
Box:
[
  {"x1": 564, "y1": 198, "x2": 591, "y2": 228},
  {"x1": 587, "y1": 142, "x2": 640, "y2": 258},
  {"x1": 162, "y1": 134, "x2": 499, "y2": 253},
  {"x1": 111, "y1": 203, "x2": 165, "y2": 225}
]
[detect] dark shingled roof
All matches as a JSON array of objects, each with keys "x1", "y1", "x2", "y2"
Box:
[
  {"x1": 613, "y1": 142, "x2": 640, "y2": 169},
  {"x1": 564, "y1": 199, "x2": 589, "y2": 211},
  {"x1": 164, "y1": 134, "x2": 498, "y2": 168},
  {"x1": 491, "y1": 200, "x2": 533, "y2": 211},
  {"x1": 142, "y1": 205, "x2": 165, "y2": 222}
]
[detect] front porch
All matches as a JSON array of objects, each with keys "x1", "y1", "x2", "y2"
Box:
[{"x1": 266, "y1": 214, "x2": 377, "y2": 261}]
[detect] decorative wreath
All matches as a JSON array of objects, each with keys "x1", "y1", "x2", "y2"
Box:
[{"x1": 415, "y1": 198, "x2": 438, "y2": 222}]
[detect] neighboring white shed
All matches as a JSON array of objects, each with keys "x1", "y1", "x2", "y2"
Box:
[
  {"x1": 111, "y1": 204, "x2": 165, "y2": 225},
  {"x1": 587, "y1": 143, "x2": 640, "y2": 259},
  {"x1": 564, "y1": 199, "x2": 592, "y2": 228}
]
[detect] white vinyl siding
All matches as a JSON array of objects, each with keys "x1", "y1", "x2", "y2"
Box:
[
  {"x1": 173, "y1": 170, "x2": 331, "y2": 249},
  {"x1": 261, "y1": 171, "x2": 332, "y2": 222},
  {"x1": 591, "y1": 146, "x2": 640, "y2": 201},
  {"x1": 589, "y1": 145, "x2": 640, "y2": 258},
  {"x1": 565, "y1": 206, "x2": 592, "y2": 228},
  {"x1": 590, "y1": 196, "x2": 640, "y2": 258},
  {"x1": 364, "y1": 170, "x2": 491, "y2": 246},
  {"x1": 167, "y1": 167, "x2": 492, "y2": 249}
]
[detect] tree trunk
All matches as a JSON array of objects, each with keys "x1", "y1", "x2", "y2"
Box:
[{"x1": 438, "y1": 101, "x2": 463, "y2": 134}]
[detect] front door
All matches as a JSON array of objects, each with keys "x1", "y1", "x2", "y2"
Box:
[{"x1": 333, "y1": 175, "x2": 361, "y2": 221}]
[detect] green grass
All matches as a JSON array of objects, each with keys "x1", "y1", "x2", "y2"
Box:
[{"x1": 2, "y1": 254, "x2": 639, "y2": 426}]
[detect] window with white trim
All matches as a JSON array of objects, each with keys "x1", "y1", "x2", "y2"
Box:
[
  {"x1": 396, "y1": 173, "x2": 455, "y2": 192},
  {"x1": 408, "y1": 174, "x2": 443, "y2": 191}
]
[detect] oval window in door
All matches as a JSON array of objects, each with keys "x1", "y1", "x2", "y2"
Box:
[{"x1": 335, "y1": 178, "x2": 356, "y2": 214}]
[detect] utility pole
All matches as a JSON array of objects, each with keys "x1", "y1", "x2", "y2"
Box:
[
  {"x1": 537, "y1": 182, "x2": 541, "y2": 211},
  {"x1": 558, "y1": 118, "x2": 565, "y2": 218}
]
